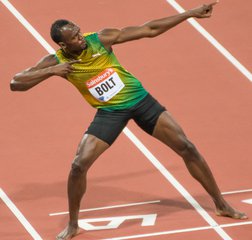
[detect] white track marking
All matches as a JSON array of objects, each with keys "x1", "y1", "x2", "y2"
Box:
[
  {"x1": 221, "y1": 220, "x2": 252, "y2": 228},
  {"x1": 49, "y1": 200, "x2": 161, "y2": 216},
  {"x1": 1, "y1": 0, "x2": 55, "y2": 54},
  {"x1": 123, "y1": 128, "x2": 232, "y2": 240},
  {"x1": 2, "y1": 1, "x2": 235, "y2": 239},
  {"x1": 165, "y1": 0, "x2": 252, "y2": 82},
  {"x1": 78, "y1": 214, "x2": 157, "y2": 231},
  {"x1": 242, "y1": 199, "x2": 252, "y2": 205},
  {"x1": 0, "y1": 188, "x2": 43, "y2": 240},
  {"x1": 102, "y1": 221, "x2": 252, "y2": 240},
  {"x1": 222, "y1": 188, "x2": 252, "y2": 195}
]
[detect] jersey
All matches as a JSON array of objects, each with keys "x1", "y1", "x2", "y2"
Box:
[{"x1": 55, "y1": 32, "x2": 148, "y2": 111}]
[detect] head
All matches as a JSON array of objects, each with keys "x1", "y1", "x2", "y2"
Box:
[{"x1": 50, "y1": 19, "x2": 87, "y2": 55}]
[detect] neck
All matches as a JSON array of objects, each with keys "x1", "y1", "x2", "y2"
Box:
[{"x1": 63, "y1": 49, "x2": 83, "y2": 59}]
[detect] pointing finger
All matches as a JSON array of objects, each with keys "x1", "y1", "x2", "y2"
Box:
[
  {"x1": 208, "y1": 0, "x2": 219, "y2": 7},
  {"x1": 68, "y1": 60, "x2": 81, "y2": 65}
]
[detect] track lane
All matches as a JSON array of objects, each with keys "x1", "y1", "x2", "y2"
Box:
[
  {"x1": 0, "y1": 0, "x2": 251, "y2": 239},
  {"x1": 174, "y1": 0, "x2": 252, "y2": 72}
]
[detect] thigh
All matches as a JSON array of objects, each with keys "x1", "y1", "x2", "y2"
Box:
[
  {"x1": 85, "y1": 109, "x2": 130, "y2": 145},
  {"x1": 132, "y1": 94, "x2": 166, "y2": 135},
  {"x1": 152, "y1": 111, "x2": 188, "y2": 153}
]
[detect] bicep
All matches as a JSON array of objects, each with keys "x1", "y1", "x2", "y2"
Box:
[
  {"x1": 29, "y1": 54, "x2": 58, "y2": 72},
  {"x1": 99, "y1": 25, "x2": 151, "y2": 47}
]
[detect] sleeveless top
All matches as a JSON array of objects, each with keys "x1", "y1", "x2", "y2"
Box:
[{"x1": 55, "y1": 32, "x2": 148, "y2": 111}]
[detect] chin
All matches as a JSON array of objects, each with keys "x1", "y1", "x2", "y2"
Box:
[{"x1": 82, "y1": 44, "x2": 88, "y2": 50}]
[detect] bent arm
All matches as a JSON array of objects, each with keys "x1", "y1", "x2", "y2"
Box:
[
  {"x1": 99, "y1": 2, "x2": 217, "y2": 49},
  {"x1": 10, "y1": 54, "x2": 58, "y2": 91},
  {"x1": 10, "y1": 55, "x2": 80, "y2": 91}
]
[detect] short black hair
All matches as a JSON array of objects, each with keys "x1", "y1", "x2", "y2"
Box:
[{"x1": 50, "y1": 19, "x2": 71, "y2": 43}]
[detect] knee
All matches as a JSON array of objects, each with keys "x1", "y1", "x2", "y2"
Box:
[
  {"x1": 70, "y1": 162, "x2": 85, "y2": 177},
  {"x1": 178, "y1": 138, "x2": 198, "y2": 159},
  {"x1": 70, "y1": 156, "x2": 91, "y2": 177}
]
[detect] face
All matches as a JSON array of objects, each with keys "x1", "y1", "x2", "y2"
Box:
[{"x1": 59, "y1": 23, "x2": 87, "y2": 55}]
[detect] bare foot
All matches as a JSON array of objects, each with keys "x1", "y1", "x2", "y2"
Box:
[
  {"x1": 216, "y1": 205, "x2": 248, "y2": 220},
  {"x1": 56, "y1": 224, "x2": 80, "y2": 240}
]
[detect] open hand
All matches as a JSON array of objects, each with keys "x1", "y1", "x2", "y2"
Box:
[{"x1": 189, "y1": 1, "x2": 219, "y2": 18}]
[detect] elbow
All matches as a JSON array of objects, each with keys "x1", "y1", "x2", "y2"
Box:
[
  {"x1": 149, "y1": 29, "x2": 162, "y2": 38},
  {"x1": 10, "y1": 78, "x2": 28, "y2": 91},
  {"x1": 145, "y1": 30, "x2": 159, "y2": 38},
  {"x1": 10, "y1": 79, "x2": 18, "y2": 91}
]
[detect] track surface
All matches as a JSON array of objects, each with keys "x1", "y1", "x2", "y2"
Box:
[{"x1": 1, "y1": 0, "x2": 252, "y2": 239}]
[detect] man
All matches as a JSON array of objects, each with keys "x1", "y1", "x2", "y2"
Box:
[{"x1": 11, "y1": 1, "x2": 247, "y2": 240}]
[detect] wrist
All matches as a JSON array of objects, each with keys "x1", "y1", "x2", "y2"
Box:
[
  {"x1": 184, "y1": 10, "x2": 194, "y2": 18},
  {"x1": 47, "y1": 66, "x2": 56, "y2": 75}
]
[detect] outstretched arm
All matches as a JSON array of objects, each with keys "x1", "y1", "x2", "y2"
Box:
[
  {"x1": 99, "y1": 1, "x2": 218, "y2": 49},
  {"x1": 10, "y1": 55, "x2": 80, "y2": 91}
]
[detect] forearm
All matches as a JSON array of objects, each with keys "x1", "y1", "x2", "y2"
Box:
[
  {"x1": 10, "y1": 67, "x2": 55, "y2": 91},
  {"x1": 144, "y1": 11, "x2": 192, "y2": 37}
]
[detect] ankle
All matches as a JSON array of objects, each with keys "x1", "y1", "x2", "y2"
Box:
[
  {"x1": 68, "y1": 221, "x2": 78, "y2": 228},
  {"x1": 214, "y1": 198, "x2": 229, "y2": 210}
]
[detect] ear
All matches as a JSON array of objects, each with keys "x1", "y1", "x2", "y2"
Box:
[{"x1": 58, "y1": 41, "x2": 66, "y2": 49}]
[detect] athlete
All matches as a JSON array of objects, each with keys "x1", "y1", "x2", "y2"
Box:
[{"x1": 11, "y1": 1, "x2": 247, "y2": 240}]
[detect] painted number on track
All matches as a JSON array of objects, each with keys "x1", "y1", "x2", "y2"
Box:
[{"x1": 78, "y1": 214, "x2": 157, "y2": 231}]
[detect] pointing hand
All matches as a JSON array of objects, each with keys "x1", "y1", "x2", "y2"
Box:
[{"x1": 189, "y1": 1, "x2": 219, "y2": 18}]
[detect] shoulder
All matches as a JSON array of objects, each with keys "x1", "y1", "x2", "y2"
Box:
[
  {"x1": 83, "y1": 32, "x2": 96, "y2": 37},
  {"x1": 83, "y1": 31, "x2": 112, "y2": 50},
  {"x1": 97, "y1": 28, "x2": 121, "y2": 50},
  {"x1": 98, "y1": 28, "x2": 121, "y2": 41},
  {"x1": 38, "y1": 54, "x2": 58, "y2": 64},
  {"x1": 33, "y1": 54, "x2": 58, "y2": 70},
  {"x1": 83, "y1": 32, "x2": 99, "y2": 44}
]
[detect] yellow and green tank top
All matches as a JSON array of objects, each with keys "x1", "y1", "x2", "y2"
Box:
[{"x1": 55, "y1": 32, "x2": 148, "y2": 111}]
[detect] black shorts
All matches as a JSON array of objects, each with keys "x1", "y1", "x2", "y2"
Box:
[{"x1": 85, "y1": 94, "x2": 166, "y2": 145}]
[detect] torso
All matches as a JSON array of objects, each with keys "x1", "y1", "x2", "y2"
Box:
[{"x1": 55, "y1": 32, "x2": 148, "y2": 111}]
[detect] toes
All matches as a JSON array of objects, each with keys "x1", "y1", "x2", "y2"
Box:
[
  {"x1": 236, "y1": 213, "x2": 248, "y2": 220},
  {"x1": 231, "y1": 211, "x2": 248, "y2": 220},
  {"x1": 215, "y1": 210, "x2": 248, "y2": 220}
]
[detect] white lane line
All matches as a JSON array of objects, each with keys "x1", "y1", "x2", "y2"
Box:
[
  {"x1": 165, "y1": 0, "x2": 252, "y2": 82},
  {"x1": 1, "y1": 0, "x2": 55, "y2": 54},
  {"x1": 102, "y1": 221, "x2": 252, "y2": 240},
  {"x1": 123, "y1": 128, "x2": 232, "y2": 240},
  {"x1": 220, "y1": 220, "x2": 252, "y2": 228},
  {"x1": 0, "y1": 188, "x2": 43, "y2": 240},
  {"x1": 242, "y1": 199, "x2": 252, "y2": 205},
  {"x1": 2, "y1": 1, "x2": 232, "y2": 239},
  {"x1": 49, "y1": 200, "x2": 161, "y2": 216},
  {"x1": 222, "y1": 188, "x2": 252, "y2": 195}
]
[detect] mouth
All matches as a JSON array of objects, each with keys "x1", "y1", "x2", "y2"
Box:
[{"x1": 80, "y1": 40, "x2": 87, "y2": 49}]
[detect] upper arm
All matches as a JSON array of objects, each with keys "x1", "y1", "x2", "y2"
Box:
[
  {"x1": 24, "y1": 54, "x2": 58, "y2": 73},
  {"x1": 98, "y1": 25, "x2": 151, "y2": 48}
]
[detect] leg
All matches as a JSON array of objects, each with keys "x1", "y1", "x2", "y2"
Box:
[
  {"x1": 56, "y1": 108, "x2": 129, "y2": 240},
  {"x1": 153, "y1": 111, "x2": 247, "y2": 219},
  {"x1": 56, "y1": 134, "x2": 110, "y2": 240}
]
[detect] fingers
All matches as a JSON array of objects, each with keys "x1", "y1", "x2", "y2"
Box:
[
  {"x1": 192, "y1": 1, "x2": 218, "y2": 19},
  {"x1": 205, "y1": 10, "x2": 213, "y2": 18},
  {"x1": 208, "y1": 0, "x2": 219, "y2": 7},
  {"x1": 65, "y1": 60, "x2": 80, "y2": 73},
  {"x1": 203, "y1": 0, "x2": 218, "y2": 17},
  {"x1": 55, "y1": 60, "x2": 80, "y2": 75},
  {"x1": 68, "y1": 59, "x2": 81, "y2": 65},
  {"x1": 67, "y1": 65, "x2": 74, "y2": 71}
]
